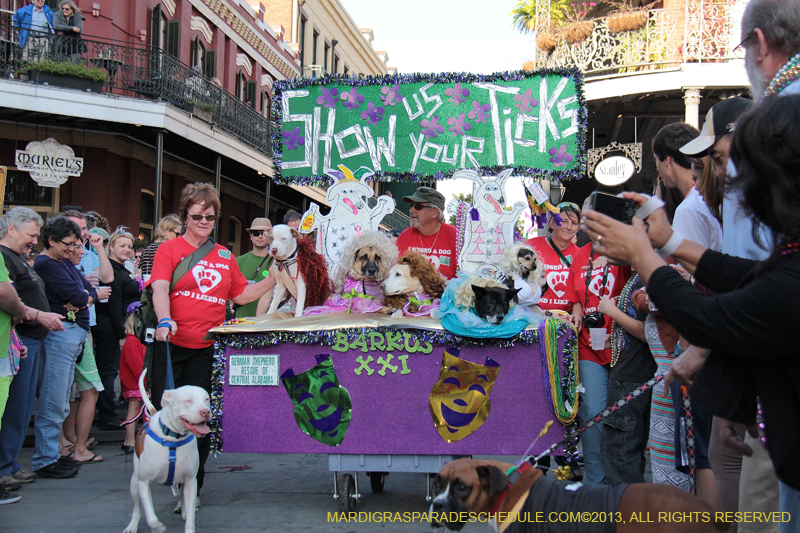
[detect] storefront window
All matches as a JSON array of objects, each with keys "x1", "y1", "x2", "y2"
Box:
[{"x1": 4, "y1": 170, "x2": 55, "y2": 209}]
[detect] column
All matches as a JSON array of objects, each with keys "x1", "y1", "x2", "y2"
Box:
[{"x1": 683, "y1": 88, "x2": 702, "y2": 129}]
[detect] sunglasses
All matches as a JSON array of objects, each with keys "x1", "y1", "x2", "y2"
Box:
[
  {"x1": 188, "y1": 214, "x2": 217, "y2": 222},
  {"x1": 249, "y1": 230, "x2": 270, "y2": 237},
  {"x1": 410, "y1": 202, "x2": 434, "y2": 211},
  {"x1": 171, "y1": 228, "x2": 182, "y2": 236},
  {"x1": 558, "y1": 201, "x2": 580, "y2": 212}
]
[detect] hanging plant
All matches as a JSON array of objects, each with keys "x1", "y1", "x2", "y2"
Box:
[
  {"x1": 564, "y1": 20, "x2": 595, "y2": 43},
  {"x1": 607, "y1": 10, "x2": 648, "y2": 33},
  {"x1": 536, "y1": 31, "x2": 560, "y2": 52}
]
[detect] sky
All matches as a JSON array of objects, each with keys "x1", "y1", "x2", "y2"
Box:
[{"x1": 339, "y1": 0, "x2": 536, "y2": 232}]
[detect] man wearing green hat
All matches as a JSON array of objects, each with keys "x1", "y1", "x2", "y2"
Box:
[{"x1": 395, "y1": 186, "x2": 457, "y2": 279}]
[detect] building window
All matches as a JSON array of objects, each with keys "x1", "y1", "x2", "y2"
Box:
[
  {"x1": 228, "y1": 216, "x2": 242, "y2": 256},
  {"x1": 332, "y1": 53, "x2": 339, "y2": 74},
  {"x1": 245, "y1": 80, "x2": 256, "y2": 108},
  {"x1": 235, "y1": 72, "x2": 246, "y2": 101},
  {"x1": 166, "y1": 20, "x2": 180, "y2": 58},
  {"x1": 323, "y1": 42, "x2": 329, "y2": 72},
  {"x1": 3, "y1": 169, "x2": 56, "y2": 212},
  {"x1": 191, "y1": 37, "x2": 204, "y2": 70},
  {"x1": 312, "y1": 30, "x2": 318, "y2": 65},
  {"x1": 203, "y1": 49, "x2": 216, "y2": 79},
  {"x1": 139, "y1": 190, "x2": 156, "y2": 243},
  {"x1": 299, "y1": 16, "x2": 307, "y2": 68},
  {"x1": 151, "y1": 5, "x2": 166, "y2": 49},
  {"x1": 344, "y1": 65, "x2": 349, "y2": 76}
]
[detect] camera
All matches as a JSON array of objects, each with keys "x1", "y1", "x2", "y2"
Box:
[
  {"x1": 145, "y1": 327, "x2": 155, "y2": 344},
  {"x1": 587, "y1": 192, "x2": 637, "y2": 225},
  {"x1": 582, "y1": 311, "x2": 605, "y2": 329}
]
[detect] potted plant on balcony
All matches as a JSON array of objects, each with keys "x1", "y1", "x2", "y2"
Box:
[
  {"x1": 17, "y1": 59, "x2": 109, "y2": 92},
  {"x1": 606, "y1": 0, "x2": 654, "y2": 34},
  {"x1": 560, "y1": 2, "x2": 597, "y2": 43},
  {"x1": 184, "y1": 100, "x2": 216, "y2": 123}
]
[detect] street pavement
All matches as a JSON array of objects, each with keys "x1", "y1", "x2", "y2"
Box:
[{"x1": 4, "y1": 442, "x2": 496, "y2": 532}]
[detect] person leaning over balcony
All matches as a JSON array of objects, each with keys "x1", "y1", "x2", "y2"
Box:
[
  {"x1": 53, "y1": 0, "x2": 83, "y2": 63},
  {"x1": 13, "y1": 0, "x2": 54, "y2": 62}
]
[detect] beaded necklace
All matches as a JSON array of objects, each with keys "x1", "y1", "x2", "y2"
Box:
[
  {"x1": 610, "y1": 273, "x2": 640, "y2": 367},
  {"x1": 764, "y1": 50, "x2": 800, "y2": 97}
]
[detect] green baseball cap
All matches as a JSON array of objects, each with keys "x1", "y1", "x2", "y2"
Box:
[{"x1": 402, "y1": 186, "x2": 445, "y2": 211}]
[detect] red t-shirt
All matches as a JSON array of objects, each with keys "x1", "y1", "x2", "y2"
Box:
[
  {"x1": 565, "y1": 245, "x2": 630, "y2": 365},
  {"x1": 150, "y1": 237, "x2": 247, "y2": 349},
  {"x1": 395, "y1": 223, "x2": 458, "y2": 279},
  {"x1": 525, "y1": 236, "x2": 580, "y2": 312}
]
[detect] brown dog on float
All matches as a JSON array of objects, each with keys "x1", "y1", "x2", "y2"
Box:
[
  {"x1": 381, "y1": 251, "x2": 445, "y2": 317},
  {"x1": 430, "y1": 458, "x2": 728, "y2": 533}
]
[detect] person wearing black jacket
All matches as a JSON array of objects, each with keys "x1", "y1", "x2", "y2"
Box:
[
  {"x1": 582, "y1": 95, "x2": 800, "y2": 491},
  {"x1": 93, "y1": 228, "x2": 140, "y2": 430}
]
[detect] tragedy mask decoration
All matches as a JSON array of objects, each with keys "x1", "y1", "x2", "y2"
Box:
[
  {"x1": 429, "y1": 347, "x2": 501, "y2": 442},
  {"x1": 281, "y1": 354, "x2": 352, "y2": 446}
]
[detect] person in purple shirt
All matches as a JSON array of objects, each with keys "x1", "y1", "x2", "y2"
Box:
[{"x1": 30, "y1": 216, "x2": 97, "y2": 479}]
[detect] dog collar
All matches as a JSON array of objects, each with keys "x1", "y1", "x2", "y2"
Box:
[
  {"x1": 144, "y1": 422, "x2": 196, "y2": 486},
  {"x1": 489, "y1": 461, "x2": 534, "y2": 514},
  {"x1": 276, "y1": 247, "x2": 299, "y2": 272},
  {"x1": 159, "y1": 419, "x2": 185, "y2": 439}
]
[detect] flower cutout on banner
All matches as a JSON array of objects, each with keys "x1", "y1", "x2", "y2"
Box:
[
  {"x1": 316, "y1": 87, "x2": 339, "y2": 109},
  {"x1": 549, "y1": 144, "x2": 574, "y2": 168},
  {"x1": 282, "y1": 126, "x2": 305, "y2": 150},
  {"x1": 360, "y1": 101, "x2": 385, "y2": 125},
  {"x1": 340, "y1": 87, "x2": 364, "y2": 110},
  {"x1": 421, "y1": 116, "x2": 444, "y2": 139},
  {"x1": 445, "y1": 82, "x2": 470, "y2": 105},
  {"x1": 447, "y1": 113, "x2": 472, "y2": 137},
  {"x1": 380, "y1": 84, "x2": 404, "y2": 106},
  {"x1": 467, "y1": 100, "x2": 491, "y2": 124}
]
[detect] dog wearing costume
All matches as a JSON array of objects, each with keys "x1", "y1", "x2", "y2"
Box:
[
  {"x1": 499, "y1": 244, "x2": 547, "y2": 308},
  {"x1": 430, "y1": 458, "x2": 729, "y2": 533},
  {"x1": 304, "y1": 230, "x2": 397, "y2": 315},
  {"x1": 123, "y1": 370, "x2": 211, "y2": 533},
  {"x1": 266, "y1": 224, "x2": 331, "y2": 317},
  {"x1": 381, "y1": 252, "x2": 445, "y2": 318}
]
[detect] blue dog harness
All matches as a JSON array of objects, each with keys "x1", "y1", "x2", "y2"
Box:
[{"x1": 143, "y1": 419, "x2": 195, "y2": 486}]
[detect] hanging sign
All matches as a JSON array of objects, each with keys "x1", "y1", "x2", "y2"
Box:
[
  {"x1": 594, "y1": 156, "x2": 635, "y2": 186},
  {"x1": 272, "y1": 69, "x2": 587, "y2": 185},
  {"x1": 15, "y1": 138, "x2": 84, "y2": 187},
  {"x1": 228, "y1": 354, "x2": 280, "y2": 386}
]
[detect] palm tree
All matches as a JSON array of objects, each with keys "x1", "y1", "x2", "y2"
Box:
[{"x1": 510, "y1": 0, "x2": 570, "y2": 33}]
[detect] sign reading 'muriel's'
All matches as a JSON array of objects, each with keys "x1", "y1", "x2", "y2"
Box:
[
  {"x1": 272, "y1": 70, "x2": 587, "y2": 185},
  {"x1": 15, "y1": 138, "x2": 84, "y2": 188}
]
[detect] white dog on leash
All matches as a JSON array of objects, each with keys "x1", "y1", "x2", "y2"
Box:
[{"x1": 123, "y1": 370, "x2": 211, "y2": 533}]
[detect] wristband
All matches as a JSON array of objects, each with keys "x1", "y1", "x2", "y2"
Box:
[
  {"x1": 655, "y1": 230, "x2": 684, "y2": 259},
  {"x1": 634, "y1": 194, "x2": 665, "y2": 220},
  {"x1": 157, "y1": 318, "x2": 174, "y2": 329}
]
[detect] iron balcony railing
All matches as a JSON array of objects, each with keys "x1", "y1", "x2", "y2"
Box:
[
  {"x1": 531, "y1": 0, "x2": 745, "y2": 77},
  {"x1": 0, "y1": 26, "x2": 272, "y2": 156}
]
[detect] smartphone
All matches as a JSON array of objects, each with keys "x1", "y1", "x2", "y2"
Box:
[{"x1": 587, "y1": 192, "x2": 636, "y2": 224}]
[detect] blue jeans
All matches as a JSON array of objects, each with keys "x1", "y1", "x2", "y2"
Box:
[
  {"x1": 602, "y1": 379, "x2": 652, "y2": 484},
  {"x1": 578, "y1": 360, "x2": 609, "y2": 485},
  {"x1": 780, "y1": 481, "x2": 800, "y2": 533},
  {"x1": 0, "y1": 335, "x2": 43, "y2": 476},
  {"x1": 32, "y1": 323, "x2": 87, "y2": 470}
]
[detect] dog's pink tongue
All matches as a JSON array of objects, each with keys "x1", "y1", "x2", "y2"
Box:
[
  {"x1": 183, "y1": 418, "x2": 211, "y2": 436},
  {"x1": 486, "y1": 195, "x2": 502, "y2": 215}
]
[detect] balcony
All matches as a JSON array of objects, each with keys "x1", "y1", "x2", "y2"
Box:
[
  {"x1": 530, "y1": 0, "x2": 744, "y2": 78},
  {"x1": 0, "y1": 26, "x2": 272, "y2": 156}
]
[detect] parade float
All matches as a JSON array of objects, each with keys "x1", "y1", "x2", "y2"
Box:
[{"x1": 209, "y1": 67, "x2": 587, "y2": 511}]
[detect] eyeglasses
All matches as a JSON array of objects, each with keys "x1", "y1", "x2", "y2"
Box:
[
  {"x1": 558, "y1": 202, "x2": 580, "y2": 212},
  {"x1": 61, "y1": 7, "x2": 72, "y2": 11},
  {"x1": 410, "y1": 203, "x2": 433, "y2": 211},
  {"x1": 171, "y1": 228, "x2": 182, "y2": 236},
  {"x1": 59, "y1": 240, "x2": 81, "y2": 248},
  {"x1": 249, "y1": 230, "x2": 270, "y2": 237},
  {"x1": 733, "y1": 33, "x2": 753, "y2": 59},
  {"x1": 188, "y1": 214, "x2": 217, "y2": 222}
]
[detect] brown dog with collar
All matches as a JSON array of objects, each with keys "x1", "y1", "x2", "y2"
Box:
[{"x1": 430, "y1": 458, "x2": 728, "y2": 533}]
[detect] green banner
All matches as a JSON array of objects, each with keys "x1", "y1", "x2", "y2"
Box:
[{"x1": 272, "y1": 69, "x2": 587, "y2": 185}]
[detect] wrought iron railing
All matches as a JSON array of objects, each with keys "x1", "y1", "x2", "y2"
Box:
[
  {"x1": 0, "y1": 26, "x2": 272, "y2": 156},
  {"x1": 531, "y1": 0, "x2": 744, "y2": 77}
]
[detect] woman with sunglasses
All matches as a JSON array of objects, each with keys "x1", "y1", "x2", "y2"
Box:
[
  {"x1": 53, "y1": 0, "x2": 83, "y2": 63},
  {"x1": 31, "y1": 216, "x2": 99, "y2": 479},
  {"x1": 139, "y1": 214, "x2": 182, "y2": 281},
  {"x1": 148, "y1": 183, "x2": 275, "y2": 500}
]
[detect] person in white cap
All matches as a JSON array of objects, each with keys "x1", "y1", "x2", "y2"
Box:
[{"x1": 235, "y1": 218, "x2": 276, "y2": 318}]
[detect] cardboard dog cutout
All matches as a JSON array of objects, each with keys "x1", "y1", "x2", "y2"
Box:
[
  {"x1": 446, "y1": 168, "x2": 526, "y2": 275},
  {"x1": 429, "y1": 348, "x2": 500, "y2": 443},
  {"x1": 299, "y1": 165, "x2": 395, "y2": 281},
  {"x1": 281, "y1": 354, "x2": 352, "y2": 446}
]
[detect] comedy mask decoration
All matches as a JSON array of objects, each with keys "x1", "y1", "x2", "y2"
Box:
[
  {"x1": 429, "y1": 348, "x2": 501, "y2": 443},
  {"x1": 281, "y1": 354, "x2": 352, "y2": 446},
  {"x1": 299, "y1": 165, "x2": 395, "y2": 282}
]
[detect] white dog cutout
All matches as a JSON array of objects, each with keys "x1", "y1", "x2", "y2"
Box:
[
  {"x1": 299, "y1": 165, "x2": 394, "y2": 281},
  {"x1": 446, "y1": 168, "x2": 526, "y2": 275},
  {"x1": 124, "y1": 370, "x2": 211, "y2": 533}
]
